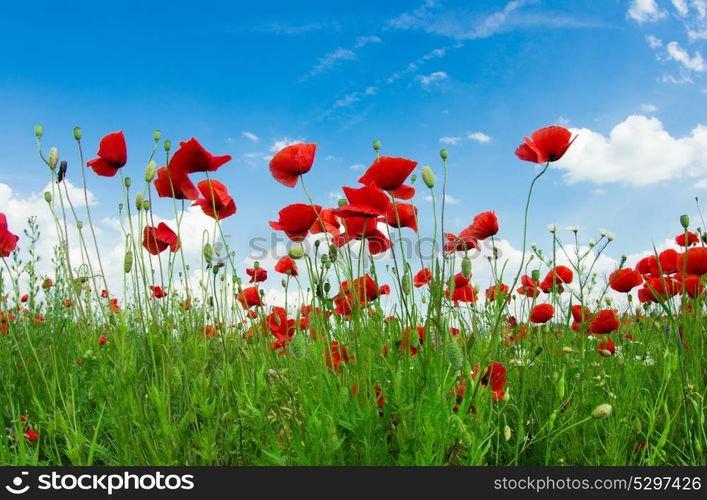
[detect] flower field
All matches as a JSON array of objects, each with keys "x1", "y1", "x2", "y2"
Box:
[{"x1": 0, "y1": 125, "x2": 704, "y2": 466}]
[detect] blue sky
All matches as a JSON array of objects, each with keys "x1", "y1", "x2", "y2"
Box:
[{"x1": 1, "y1": 0, "x2": 707, "y2": 281}]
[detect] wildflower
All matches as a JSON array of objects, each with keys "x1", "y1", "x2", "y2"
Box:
[
  {"x1": 444, "y1": 227, "x2": 478, "y2": 253},
  {"x1": 486, "y1": 283, "x2": 510, "y2": 302},
  {"x1": 237, "y1": 286, "x2": 263, "y2": 309},
  {"x1": 246, "y1": 267, "x2": 268, "y2": 283},
  {"x1": 382, "y1": 202, "x2": 418, "y2": 232},
  {"x1": 589, "y1": 309, "x2": 619, "y2": 334},
  {"x1": 413, "y1": 268, "x2": 432, "y2": 288},
  {"x1": 676, "y1": 231, "x2": 700, "y2": 247},
  {"x1": 192, "y1": 180, "x2": 237, "y2": 219},
  {"x1": 677, "y1": 247, "x2": 707, "y2": 276},
  {"x1": 609, "y1": 268, "x2": 643, "y2": 293},
  {"x1": 471, "y1": 361, "x2": 507, "y2": 401},
  {"x1": 530, "y1": 304, "x2": 554, "y2": 324},
  {"x1": 98, "y1": 334, "x2": 107, "y2": 346},
  {"x1": 20, "y1": 294, "x2": 28, "y2": 303},
  {"x1": 153, "y1": 166, "x2": 199, "y2": 200},
  {"x1": 357, "y1": 156, "x2": 417, "y2": 199},
  {"x1": 0, "y1": 213, "x2": 19, "y2": 257},
  {"x1": 25, "y1": 429, "x2": 39, "y2": 442},
  {"x1": 86, "y1": 131, "x2": 127, "y2": 177},
  {"x1": 467, "y1": 211, "x2": 499, "y2": 241},
  {"x1": 149, "y1": 286, "x2": 167, "y2": 299},
  {"x1": 334, "y1": 216, "x2": 391, "y2": 255},
  {"x1": 332, "y1": 183, "x2": 390, "y2": 219},
  {"x1": 142, "y1": 223, "x2": 181, "y2": 255},
  {"x1": 269, "y1": 143, "x2": 317, "y2": 188},
  {"x1": 515, "y1": 126, "x2": 576, "y2": 164},
  {"x1": 168, "y1": 137, "x2": 231, "y2": 174},
  {"x1": 597, "y1": 336, "x2": 615, "y2": 357},
  {"x1": 309, "y1": 207, "x2": 340, "y2": 236},
  {"x1": 269, "y1": 204, "x2": 322, "y2": 242},
  {"x1": 274, "y1": 256, "x2": 298, "y2": 277},
  {"x1": 325, "y1": 341, "x2": 354, "y2": 372}
]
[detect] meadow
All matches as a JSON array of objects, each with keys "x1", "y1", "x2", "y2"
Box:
[{"x1": 0, "y1": 125, "x2": 704, "y2": 466}]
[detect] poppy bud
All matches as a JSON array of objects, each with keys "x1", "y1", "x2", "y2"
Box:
[
  {"x1": 135, "y1": 192, "x2": 144, "y2": 211},
  {"x1": 142, "y1": 200, "x2": 150, "y2": 211},
  {"x1": 328, "y1": 245, "x2": 338, "y2": 260},
  {"x1": 48, "y1": 147, "x2": 59, "y2": 169},
  {"x1": 680, "y1": 214, "x2": 690, "y2": 229},
  {"x1": 547, "y1": 224, "x2": 556, "y2": 233},
  {"x1": 502, "y1": 425, "x2": 512, "y2": 442},
  {"x1": 73, "y1": 126, "x2": 82, "y2": 141},
  {"x1": 314, "y1": 239, "x2": 321, "y2": 248},
  {"x1": 461, "y1": 256, "x2": 471, "y2": 278},
  {"x1": 153, "y1": 129, "x2": 162, "y2": 142},
  {"x1": 34, "y1": 125, "x2": 43, "y2": 138},
  {"x1": 531, "y1": 269, "x2": 540, "y2": 282},
  {"x1": 145, "y1": 161, "x2": 156, "y2": 182},
  {"x1": 281, "y1": 279, "x2": 287, "y2": 287},
  {"x1": 77, "y1": 220, "x2": 83, "y2": 229},
  {"x1": 591, "y1": 403, "x2": 612, "y2": 419},
  {"x1": 421, "y1": 295, "x2": 427, "y2": 304},
  {"x1": 410, "y1": 174, "x2": 417, "y2": 184},
  {"x1": 203, "y1": 243, "x2": 213, "y2": 265},
  {"x1": 124, "y1": 176, "x2": 131, "y2": 188},
  {"x1": 445, "y1": 342, "x2": 463, "y2": 370},
  {"x1": 323, "y1": 282, "x2": 331, "y2": 293},
  {"x1": 164, "y1": 140, "x2": 171, "y2": 152},
  {"x1": 289, "y1": 245, "x2": 304, "y2": 259},
  {"x1": 421, "y1": 166, "x2": 435, "y2": 188},
  {"x1": 124, "y1": 248, "x2": 133, "y2": 273},
  {"x1": 440, "y1": 149, "x2": 448, "y2": 160},
  {"x1": 337, "y1": 198, "x2": 347, "y2": 207},
  {"x1": 402, "y1": 272, "x2": 412, "y2": 295},
  {"x1": 372, "y1": 140, "x2": 381, "y2": 151},
  {"x1": 44, "y1": 191, "x2": 52, "y2": 203}
]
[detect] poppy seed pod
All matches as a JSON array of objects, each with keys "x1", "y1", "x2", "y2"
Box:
[
  {"x1": 153, "y1": 129, "x2": 162, "y2": 141},
  {"x1": 289, "y1": 245, "x2": 304, "y2": 259},
  {"x1": 135, "y1": 192, "x2": 144, "y2": 211},
  {"x1": 591, "y1": 403, "x2": 612, "y2": 419},
  {"x1": 503, "y1": 425, "x2": 512, "y2": 442},
  {"x1": 48, "y1": 147, "x2": 59, "y2": 169},
  {"x1": 462, "y1": 256, "x2": 472, "y2": 278},
  {"x1": 421, "y1": 165, "x2": 435, "y2": 188},
  {"x1": 372, "y1": 140, "x2": 381, "y2": 151},
  {"x1": 77, "y1": 220, "x2": 83, "y2": 229},
  {"x1": 142, "y1": 200, "x2": 150, "y2": 211},
  {"x1": 445, "y1": 342, "x2": 463, "y2": 370},
  {"x1": 34, "y1": 125, "x2": 43, "y2": 138},
  {"x1": 124, "y1": 248, "x2": 133, "y2": 274},
  {"x1": 144, "y1": 161, "x2": 156, "y2": 182},
  {"x1": 44, "y1": 191, "x2": 52, "y2": 203},
  {"x1": 440, "y1": 149, "x2": 448, "y2": 160},
  {"x1": 410, "y1": 174, "x2": 417, "y2": 184},
  {"x1": 337, "y1": 198, "x2": 347, "y2": 207},
  {"x1": 680, "y1": 214, "x2": 690, "y2": 229},
  {"x1": 124, "y1": 176, "x2": 131, "y2": 188},
  {"x1": 163, "y1": 140, "x2": 171, "y2": 152},
  {"x1": 73, "y1": 126, "x2": 82, "y2": 141},
  {"x1": 203, "y1": 243, "x2": 213, "y2": 265},
  {"x1": 531, "y1": 269, "x2": 541, "y2": 282}
]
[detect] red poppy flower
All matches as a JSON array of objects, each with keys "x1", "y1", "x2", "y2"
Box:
[
  {"x1": 516, "y1": 275, "x2": 540, "y2": 298},
  {"x1": 357, "y1": 156, "x2": 417, "y2": 199},
  {"x1": 149, "y1": 285, "x2": 167, "y2": 298},
  {"x1": 414, "y1": 268, "x2": 432, "y2": 288},
  {"x1": 267, "y1": 307, "x2": 297, "y2": 352},
  {"x1": 443, "y1": 228, "x2": 478, "y2": 253},
  {"x1": 571, "y1": 304, "x2": 591, "y2": 323},
  {"x1": 609, "y1": 268, "x2": 643, "y2": 293},
  {"x1": 246, "y1": 267, "x2": 268, "y2": 283},
  {"x1": 269, "y1": 143, "x2": 317, "y2": 188},
  {"x1": 334, "y1": 216, "x2": 391, "y2": 255},
  {"x1": 340, "y1": 274, "x2": 381, "y2": 304},
  {"x1": 450, "y1": 272, "x2": 470, "y2": 289},
  {"x1": 658, "y1": 249, "x2": 679, "y2": 275},
  {"x1": 674, "y1": 273, "x2": 704, "y2": 298},
  {"x1": 379, "y1": 284, "x2": 391, "y2": 295},
  {"x1": 109, "y1": 298, "x2": 120, "y2": 313},
  {"x1": 515, "y1": 126, "x2": 576, "y2": 164},
  {"x1": 589, "y1": 309, "x2": 619, "y2": 334},
  {"x1": 447, "y1": 284, "x2": 477, "y2": 305},
  {"x1": 41, "y1": 278, "x2": 53, "y2": 289},
  {"x1": 677, "y1": 247, "x2": 707, "y2": 276},
  {"x1": 0, "y1": 213, "x2": 19, "y2": 257},
  {"x1": 468, "y1": 211, "x2": 499, "y2": 241},
  {"x1": 638, "y1": 276, "x2": 679, "y2": 303},
  {"x1": 676, "y1": 231, "x2": 700, "y2": 247},
  {"x1": 332, "y1": 183, "x2": 390, "y2": 219},
  {"x1": 142, "y1": 223, "x2": 181, "y2": 255},
  {"x1": 25, "y1": 429, "x2": 39, "y2": 442},
  {"x1": 153, "y1": 166, "x2": 199, "y2": 200},
  {"x1": 169, "y1": 137, "x2": 231, "y2": 174},
  {"x1": 325, "y1": 341, "x2": 354, "y2": 371},
  {"x1": 274, "y1": 256, "x2": 298, "y2": 277},
  {"x1": 597, "y1": 336, "x2": 615, "y2": 357},
  {"x1": 486, "y1": 283, "x2": 510, "y2": 302},
  {"x1": 309, "y1": 207, "x2": 341, "y2": 236},
  {"x1": 20, "y1": 294, "x2": 28, "y2": 303},
  {"x1": 472, "y1": 362, "x2": 507, "y2": 401},
  {"x1": 530, "y1": 303, "x2": 554, "y2": 324},
  {"x1": 237, "y1": 286, "x2": 263, "y2": 309},
  {"x1": 98, "y1": 334, "x2": 107, "y2": 346},
  {"x1": 382, "y1": 202, "x2": 418, "y2": 232},
  {"x1": 87, "y1": 131, "x2": 127, "y2": 177},
  {"x1": 192, "y1": 180, "x2": 237, "y2": 219},
  {"x1": 63, "y1": 299, "x2": 72, "y2": 307},
  {"x1": 269, "y1": 204, "x2": 322, "y2": 242}
]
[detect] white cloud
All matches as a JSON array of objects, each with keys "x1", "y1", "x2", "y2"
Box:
[
  {"x1": 423, "y1": 193, "x2": 460, "y2": 205},
  {"x1": 350, "y1": 163, "x2": 366, "y2": 171},
  {"x1": 333, "y1": 93, "x2": 360, "y2": 109},
  {"x1": 556, "y1": 116, "x2": 571, "y2": 126},
  {"x1": 695, "y1": 177, "x2": 707, "y2": 188},
  {"x1": 646, "y1": 34, "x2": 663, "y2": 48},
  {"x1": 242, "y1": 131, "x2": 259, "y2": 142},
  {"x1": 467, "y1": 131, "x2": 492, "y2": 143},
  {"x1": 672, "y1": 0, "x2": 689, "y2": 16},
  {"x1": 628, "y1": 0, "x2": 667, "y2": 23},
  {"x1": 354, "y1": 35, "x2": 382, "y2": 48},
  {"x1": 640, "y1": 103, "x2": 657, "y2": 113},
  {"x1": 439, "y1": 136, "x2": 461, "y2": 145},
  {"x1": 364, "y1": 86, "x2": 377, "y2": 95},
  {"x1": 416, "y1": 71, "x2": 449, "y2": 90},
  {"x1": 666, "y1": 41, "x2": 706, "y2": 72},
  {"x1": 269, "y1": 137, "x2": 305, "y2": 153},
  {"x1": 306, "y1": 48, "x2": 357, "y2": 78},
  {"x1": 554, "y1": 115, "x2": 707, "y2": 186}
]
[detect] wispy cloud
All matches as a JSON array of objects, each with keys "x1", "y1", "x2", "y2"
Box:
[
  {"x1": 350, "y1": 163, "x2": 366, "y2": 171},
  {"x1": 424, "y1": 193, "x2": 460, "y2": 205},
  {"x1": 242, "y1": 131, "x2": 259, "y2": 142},
  {"x1": 439, "y1": 136, "x2": 461, "y2": 145},
  {"x1": 303, "y1": 34, "x2": 383, "y2": 80},
  {"x1": 627, "y1": 0, "x2": 667, "y2": 23},
  {"x1": 269, "y1": 137, "x2": 304, "y2": 153},
  {"x1": 640, "y1": 103, "x2": 657, "y2": 113},
  {"x1": 666, "y1": 41, "x2": 706, "y2": 72},
  {"x1": 259, "y1": 21, "x2": 341, "y2": 35},
  {"x1": 355, "y1": 35, "x2": 382, "y2": 48},
  {"x1": 467, "y1": 131, "x2": 492, "y2": 143},
  {"x1": 416, "y1": 71, "x2": 449, "y2": 91}
]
